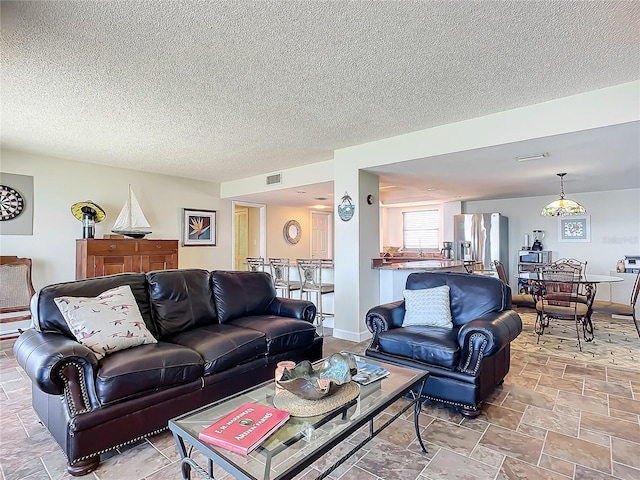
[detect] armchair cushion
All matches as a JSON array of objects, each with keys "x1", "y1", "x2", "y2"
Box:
[
  {"x1": 54, "y1": 285, "x2": 157, "y2": 360},
  {"x1": 378, "y1": 325, "x2": 460, "y2": 369},
  {"x1": 402, "y1": 285, "x2": 453, "y2": 328}
]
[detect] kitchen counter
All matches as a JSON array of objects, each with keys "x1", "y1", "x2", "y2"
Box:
[
  {"x1": 372, "y1": 259, "x2": 465, "y2": 271},
  {"x1": 374, "y1": 259, "x2": 467, "y2": 304}
]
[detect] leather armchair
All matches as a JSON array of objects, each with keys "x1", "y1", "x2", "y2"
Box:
[{"x1": 365, "y1": 272, "x2": 522, "y2": 417}]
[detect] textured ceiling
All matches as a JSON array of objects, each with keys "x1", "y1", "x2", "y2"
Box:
[{"x1": 2, "y1": 1, "x2": 639, "y2": 195}]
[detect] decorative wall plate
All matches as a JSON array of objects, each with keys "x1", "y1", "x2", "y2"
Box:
[
  {"x1": 337, "y1": 192, "x2": 355, "y2": 222},
  {"x1": 283, "y1": 219, "x2": 301, "y2": 244},
  {"x1": 0, "y1": 185, "x2": 25, "y2": 221}
]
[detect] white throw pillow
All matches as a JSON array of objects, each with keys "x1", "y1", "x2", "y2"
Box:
[
  {"x1": 402, "y1": 285, "x2": 453, "y2": 328},
  {"x1": 54, "y1": 285, "x2": 157, "y2": 360}
]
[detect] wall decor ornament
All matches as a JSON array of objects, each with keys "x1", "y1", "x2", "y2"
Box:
[
  {"x1": 0, "y1": 173, "x2": 33, "y2": 235},
  {"x1": 558, "y1": 215, "x2": 590, "y2": 242},
  {"x1": 182, "y1": 208, "x2": 216, "y2": 246},
  {"x1": 0, "y1": 184, "x2": 25, "y2": 221},
  {"x1": 283, "y1": 219, "x2": 301, "y2": 245},
  {"x1": 337, "y1": 192, "x2": 355, "y2": 222}
]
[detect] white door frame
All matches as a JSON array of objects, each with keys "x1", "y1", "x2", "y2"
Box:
[{"x1": 231, "y1": 201, "x2": 266, "y2": 267}]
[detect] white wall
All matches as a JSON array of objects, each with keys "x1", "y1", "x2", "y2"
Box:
[
  {"x1": 0, "y1": 149, "x2": 232, "y2": 289},
  {"x1": 465, "y1": 188, "x2": 640, "y2": 298}
]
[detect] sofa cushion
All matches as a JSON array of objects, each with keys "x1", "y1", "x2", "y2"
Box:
[
  {"x1": 167, "y1": 324, "x2": 267, "y2": 375},
  {"x1": 33, "y1": 273, "x2": 153, "y2": 338},
  {"x1": 147, "y1": 269, "x2": 218, "y2": 338},
  {"x1": 228, "y1": 315, "x2": 317, "y2": 355},
  {"x1": 54, "y1": 285, "x2": 157, "y2": 360},
  {"x1": 403, "y1": 286, "x2": 453, "y2": 328},
  {"x1": 378, "y1": 326, "x2": 460, "y2": 369},
  {"x1": 211, "y1": 271, "x2": 276, "y2": 323},
  {"x1": 95, "y1": 342, "x2": 204, "y2": 405}
]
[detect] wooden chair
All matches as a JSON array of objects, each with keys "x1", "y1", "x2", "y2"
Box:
[
  {"x1": 0, "y1": 256, "x2": 36, "y2": 339},
  {"x1": 492, "y1": 260, "x2": 535, "y2": 308},
  {"x1": 533, "y1": 263, "x2": 589, "y2": 351},
  {"x1": 591, "y1": 271, "x2": 640, "y2": 338},
  {"x1": 296, "y1": 258, "x2": 334, "y2": 336}
]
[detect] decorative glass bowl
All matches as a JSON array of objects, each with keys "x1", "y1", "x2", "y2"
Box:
[{"x1": 276, "y1": 352, "x2": 357, "y2": 400}]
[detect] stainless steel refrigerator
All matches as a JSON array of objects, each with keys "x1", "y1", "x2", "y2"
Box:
[{"x1": 454, "y1": 213, "x2": 509, "y2": 274}]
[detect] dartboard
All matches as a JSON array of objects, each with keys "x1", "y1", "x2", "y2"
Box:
[{"x1": 0, "y1": 185, "x2": 25, "y2": 221}]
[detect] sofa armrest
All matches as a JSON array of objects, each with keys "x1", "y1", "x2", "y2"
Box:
[
  {"x1": 267, "y1": 297, "x2": 317, "y2": 323},
  {"x1": 457, "y1": 310, "x2": 522, "y2": 374},
  {"x1": 365, "y1": 301, "x2": 405, "y2": 334},
  {"x1": 13, "y1": 328, "x2": 99, "y2": 396}
]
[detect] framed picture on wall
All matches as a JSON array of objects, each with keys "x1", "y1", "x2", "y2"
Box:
[
  {"x1": 558, "y1": 215, "x2": 590, "y2": 242},
  {"x1": 182, "y1": 209, "x2": 216, "y2": 246}
]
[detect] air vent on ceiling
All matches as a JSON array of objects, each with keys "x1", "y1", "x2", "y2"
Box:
[{"x1": 266, "y1": 173, "x2": 282, "y2": 185}]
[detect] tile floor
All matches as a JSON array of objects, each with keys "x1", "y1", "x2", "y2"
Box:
[{"x1": 1, "y1": 321, "x2": 639, "y2": 480}]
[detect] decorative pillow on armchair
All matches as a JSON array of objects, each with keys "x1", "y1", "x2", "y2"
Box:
[
  {"x1": 402, "y1": 285, "x2": 453, "y2": 328},
  {"x1": 54, "y1": 285, "x2": 157, "y2": 360}
]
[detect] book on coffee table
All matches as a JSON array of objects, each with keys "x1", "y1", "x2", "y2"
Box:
[
  {"x1": 352, "y1": 360, "x2": 390, "y2": 385},
  {"x1": 198, "y1": 402, "x2": 290, "y2": 455}
]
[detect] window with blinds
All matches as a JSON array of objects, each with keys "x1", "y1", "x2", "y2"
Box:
[{"x1": 403, "y1": 210, "x2": 440, "y2": 249}]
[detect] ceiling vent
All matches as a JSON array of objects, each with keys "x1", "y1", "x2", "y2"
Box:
[{"x1": 266, "y1": 173, "x2": 282, "y2": 185}]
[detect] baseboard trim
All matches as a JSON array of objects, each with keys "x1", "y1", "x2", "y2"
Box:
[{"x1": 332, "y1": 328, "x2": 372, "y2": 343}]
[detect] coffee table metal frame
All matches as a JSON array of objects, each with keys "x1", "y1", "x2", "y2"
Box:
[{"x1": 169, "y1": 354, "x2": 428, "y2": 480}]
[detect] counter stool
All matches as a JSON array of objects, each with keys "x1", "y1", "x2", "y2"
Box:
[
  {"x1": 246, "y1": 257, "x2": 265, "y2": 272},
  {"x1": 268, "y1": 258, "x2": 301, "y2": 298},
  {"x1": 297, "y1": 258, "x2": 334, "y2": 336}
]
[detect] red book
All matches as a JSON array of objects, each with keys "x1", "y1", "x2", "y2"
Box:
[{"x1": 198, "y1": 403, "x2": 290, "y2": 455}]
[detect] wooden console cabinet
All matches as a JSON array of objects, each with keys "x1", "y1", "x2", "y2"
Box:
[{"x1": 76, "y1": 239, "x2": 179, "y2": 279}]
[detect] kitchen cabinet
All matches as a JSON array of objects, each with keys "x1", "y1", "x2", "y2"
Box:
[{"x1": 76, "y1": 239, "x2": 178, "y2": 279}]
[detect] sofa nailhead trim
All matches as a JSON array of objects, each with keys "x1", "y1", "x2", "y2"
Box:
[
  {"x1": 71, "y1": 426, "x2": 168, "y2": 464},
  {"x1": 59, "y1": 361, "x2": 92, "y2": 417}
]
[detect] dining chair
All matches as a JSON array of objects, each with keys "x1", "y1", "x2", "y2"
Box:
[
  {"x1": 245, "y1": 257, "x2": 265, "y2": 272},
  {"x1": 268, "y1": 258, "x2": 301, "y2": 298},
  {"x1": 590, "y1": 271, "x2": 640, "y2": 338},
  {"x1": 492, "y1": 260, "x2": 535, "y2": 308},
  {"x1": 0, "y1": 256, "x2": 36, "y2": 339},
  {"x1": 533, "y1": 263, "x2": 589, "y2": 351},
  {"x1": 296, "y1": 258, "x2": 334, "y2": 336},
  {"x1": 552, "y1": 258, "x2": 589, "y2": 302}
]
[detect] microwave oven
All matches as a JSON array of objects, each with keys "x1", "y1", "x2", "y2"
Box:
[{"x1": 519, "y1": 250, "x2": 552, "y2": 264}]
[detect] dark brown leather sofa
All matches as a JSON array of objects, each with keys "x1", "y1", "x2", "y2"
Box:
[
  {"x1": 14, "y1": 269, "x2": 322, "y2": 476},
  {"x1": 365, "y1": 272, "x2": 522, "y2": 418}
]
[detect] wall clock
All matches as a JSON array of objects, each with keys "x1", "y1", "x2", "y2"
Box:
[{"x1": 0, "y1": 185, "x2": 25, "y2": 221}]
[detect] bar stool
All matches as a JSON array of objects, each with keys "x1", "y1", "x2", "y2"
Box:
[
  {"x1": 246, "y1": 257, "x2": 265, "y2": 272},
  {"x1": 296, "y1": 258, "x2": 334, "y2": 335},
  {"x1": 268, "y1": 258, "x2": 301, "y2": 298}
]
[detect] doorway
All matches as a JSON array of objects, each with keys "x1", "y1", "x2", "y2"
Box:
[
  {"x1": 310, "y1": 211, "x2": 333, "y2": 259},
  {"x1": 232, "y1": 202, "x2": 266, "y2": 270}
]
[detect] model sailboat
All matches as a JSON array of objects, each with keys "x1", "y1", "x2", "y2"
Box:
[{"x1": 111, "y1": 185, "x2": 152, "y2": 238}]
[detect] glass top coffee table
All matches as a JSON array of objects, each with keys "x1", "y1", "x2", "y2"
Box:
[{"x1": 169, "y1": 353, "x2": 428, "y2": 480}]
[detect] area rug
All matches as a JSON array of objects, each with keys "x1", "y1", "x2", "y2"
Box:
[{"x1": 511, "y1": 310, "x2": 640, "y2": 371}]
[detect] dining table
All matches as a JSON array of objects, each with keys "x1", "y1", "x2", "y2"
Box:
[{"x1": 517, "y1": 272, "x2": 624, "y2": 342}]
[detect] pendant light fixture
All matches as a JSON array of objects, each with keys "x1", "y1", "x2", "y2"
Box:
[{"x1": 540, "y1": 173, "x2": 586, "y2": 216}]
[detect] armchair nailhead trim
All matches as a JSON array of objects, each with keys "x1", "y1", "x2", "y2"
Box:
[
  {"x1": 71, "y1": 426, "x2": 168, "y2": 464},
  {"x1": 59, "y1": 361, "x2": 92, "y2": 417},
  {"x1": 420, "y1": 394, "x2": 476, "y2": 412},
  {"x1": 460, "y1": 333, "x2": 487, "y2": 375}
]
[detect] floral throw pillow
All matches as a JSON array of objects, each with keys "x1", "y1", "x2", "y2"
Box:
[
  {"x1": 54, "y1": 285, "x2": 157, "y2": 360},
  {"x1": 402, "y1": 285, "x2": 453, "y2": 328}
]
